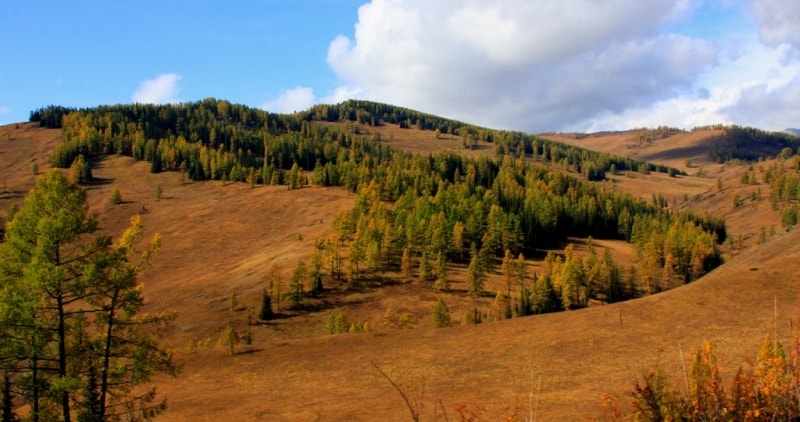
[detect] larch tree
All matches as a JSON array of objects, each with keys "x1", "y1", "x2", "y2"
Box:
[
  {"x1": 0, "y1": 170, "x2": 177, "y2": 422},
  {"x1": 433, "y1": 252, "x2": 449, "y2": 291},
  {"x1": 218, "y1": 326, "x2": 240, "y2": 356},
  {"x1": 400, "y1": 247, "x2": 413, "y2": 279},
  {"x1": 466, "y1": 248, "x2": 485, "y2": 295},
  {"x1": 289, "y1": 261, "x2": 307, "y2": 308},
  {"x1": 431, "y1": 298, "x2": 451, "y2": 328}
]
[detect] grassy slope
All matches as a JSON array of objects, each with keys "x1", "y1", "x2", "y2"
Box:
[{"x1": 1, "y1": 122, "x2": 797, "y2": 420}]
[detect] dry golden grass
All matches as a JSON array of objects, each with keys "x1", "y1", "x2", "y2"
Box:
[{"x1": 1, "y1": 122, "x2": 798, "y2": 420}]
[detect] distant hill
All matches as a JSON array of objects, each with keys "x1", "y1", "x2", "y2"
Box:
[{"x1": 786, "y1": 128, "x2": 800, "y2": 136}]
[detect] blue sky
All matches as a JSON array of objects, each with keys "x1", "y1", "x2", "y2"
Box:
[{"x1": 1, "y1": 0, "x2": 799, "y2": 132}]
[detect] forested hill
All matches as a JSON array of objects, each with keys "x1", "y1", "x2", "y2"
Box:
[
  {"x1": 26, "y1": 99, "x2": 726, "y2": 309},
  {"x1": 31, "y1": 99, "x2": 683, "y2": 182}
]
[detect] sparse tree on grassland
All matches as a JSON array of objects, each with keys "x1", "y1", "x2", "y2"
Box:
[
  {"x1": 267, "y1": 264, "x2": 284, "y2": 312},
  {"x1": 258, "y1": 290, "x2": 273, "y2": 321},
  {"x1": 289, "y1": 261, "x2": 307, "y2": 308},
  {"x1": 310, "y1": 241, "x2": 324, "y2": 295},
  {"x1": 433, "y1": 252, "x2": 449, "y2": 291},
  {"x1": 218, "y1": 326, "x2": 240, "y2": 356},
  {"x1": 110, "y1": 185, "x2": 122, "y2": 205},
  {"x1": 466, "y1": 249, "x2": 485, "y2": 295},
  {"x1": 431, "y1": 298, "x2": 451, "y2": 328},
  {"x1": 494, "y1": 291, "x2": 510, "y2": 320}
]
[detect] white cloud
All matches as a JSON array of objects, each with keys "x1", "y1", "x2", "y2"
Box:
[
  {"x1": 577, "y1": 38, "x2": 800, "y2": 132},
  {"x1": 326, "y1": 0, "x2": 718, "y2": 132},
  {"x1": 724, "y1": 74, "x2": 800, "y2": 130},
  {"x1": 132, "y1": 73, "x2": 182, "y2": 104},
  {"x1": 260, "y1": 86, "x2": 316, "y2": 113},
  {"x1": 0, "y1": 106, "x2": 10, "y2": 115},
  {"x1": 744, "y1": 0, "x2": 800, "y2": 50}
]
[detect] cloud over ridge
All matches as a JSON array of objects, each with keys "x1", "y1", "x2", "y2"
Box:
[
  {"x1": 321, "y1": 0, "x2": 800, "y2": 132},
  {"x1": 132, "y1": 73, "x2": 182, "y2": 105}
]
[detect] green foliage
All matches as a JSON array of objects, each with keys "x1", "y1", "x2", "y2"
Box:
[
  {"x1": 431, "y1": 298, "x2": 451, "y2": 328},
  {"x1": 433, "y1": 252, "x2": 449, "y2": 291},
  {"x1": 31, "y1": 100, "x2": 729, "y2": 326},
  {"x1": 400, "y1": 247, "x2": 412, "y2": 279},
  {"x1": 110, "y1": 185, "x2": 122, "y2": 204},
  {"x1": 494, "y1": 291, "x2": 510, "y2": 320},
  {"x1": 0, "y1": 170, "x2": 176, "y2": 421},
  {"x1": 218, "y1": 326, "x2": 240, "y2": 355},
  {"x1": 706, "y1": 125, "x2": 800, "y2": 163},
  {"x1": 67, "y1": 154, "x2": 92, "y2": 184},
  {"x1": 324, "y1": 313, "x2": 368, "y2": 335},
  {"x1": 258, "y1": 290, "x2": 273, "y2": 321},
  {"x1": 466, "y1": 251, "x2": 485, "y2": 295},
  {"x1": 781, "y1": 205, "x2": 799, "y2": 230},
  {"x1": 289, "y1": 261, "x2": 307, "y2": 308}
]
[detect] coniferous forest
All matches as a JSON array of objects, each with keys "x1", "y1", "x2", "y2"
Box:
[{"x1": 28, "y1": 100, "x2": 726, "y2": 314}]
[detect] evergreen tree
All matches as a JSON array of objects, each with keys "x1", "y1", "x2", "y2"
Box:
[
  {"x1": 418, "y1": 251, "x2": 431, "y2": 282},
  {"x1": 258, "y1": 290, "x2": 273, "y2": 321},
  {"x1": 289, "y1": 261, "x2": 306, "y2": 308},
  {"x1": 431, "y1": 298, "x2": 451, "y2": 328},
  {"x1": 0, "y1": 171, "x2": 176, "y2": 421},
  {"x1": 310, "y1": 242, "x2": 324, "y2": 296},
  {"x1": 466, "y1": 250, "x2": 485, "y2": 295},
  {"x1": 433, "y1": 252, "x2": 449, "y2": 291}
]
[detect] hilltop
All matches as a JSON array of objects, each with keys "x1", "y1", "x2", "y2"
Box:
[{"x1": 2, "y1": 101, "x2": 800, "y2": 419}]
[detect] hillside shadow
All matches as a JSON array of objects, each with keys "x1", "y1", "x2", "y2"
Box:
[
  {"x1": 0, "y1": 190, "x2": 26, "y2": 200},
  {"x1": 81, "y1": 177, "x2": 113, "y2": 187}
]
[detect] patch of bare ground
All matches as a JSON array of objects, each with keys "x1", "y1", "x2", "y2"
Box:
[
  {"x1": 543, "y1": 129, "x2": 727, "y2": 173},
  {"x1": 2, "y1": 122, "x2": 798, "y2": 420}
]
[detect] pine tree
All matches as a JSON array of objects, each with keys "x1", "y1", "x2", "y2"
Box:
[
  {"x1": 431, "y1": 298, "x2": 451, "y2": 328},
  {"x1": 258, "y1": 290, "x2": 273, "y2": 321},
  {"x1": 0, "y1": 170, "x2": 175, "y2": 421}
]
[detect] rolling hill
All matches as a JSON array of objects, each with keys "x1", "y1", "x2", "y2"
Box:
[{"x1": 1, "y1": 103, "x2": 800, "y2": 420}]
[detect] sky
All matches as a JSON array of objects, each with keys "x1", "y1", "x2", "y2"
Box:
[{"x1": 1, "y1": 0, "x2": 799, "y2": 133}]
